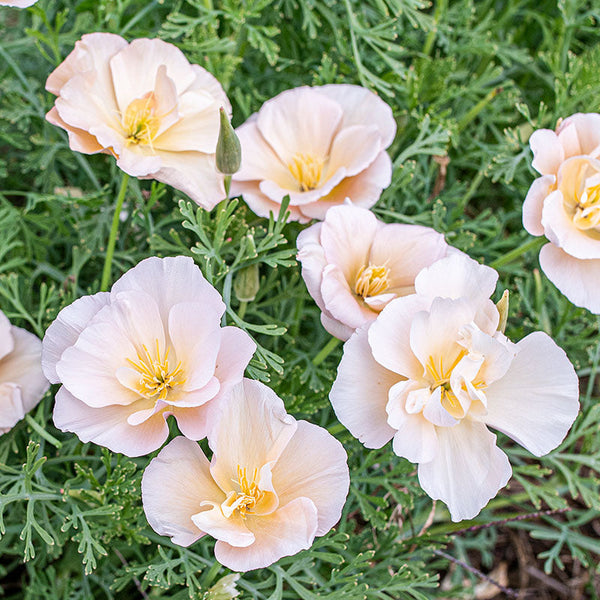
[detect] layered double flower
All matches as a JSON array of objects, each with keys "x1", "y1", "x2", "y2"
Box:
[
  {"x1": 330, "y1": 254, "x2": 579, "y2": 520},
  {"x1": 0, "y1": 310, "x2": 48, "y2": 434},
  {"x1": 142, "y1": 379, "x2": 349, "y2": 571},
  {"x1": 525, "y1": 113, "x2": 600, "y2": 312},
  {"x1": 42, "y1": 256, "x2": 255, "y2": 456},
  {"x1": 297, "y1": 204, "x2": 450, "y2": 339},
  {"x1": 231, "y1": 85, "x2": 396, "y2": 222},
  {"x1": 46, "y1": 33, "x2": 230, "y2": 209}
]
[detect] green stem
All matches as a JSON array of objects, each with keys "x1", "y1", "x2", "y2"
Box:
[
  {"x1": 456, "y1": 87, "x2": 502, "y2": 134},
  {"x1": 224, "y1": 174, "x2": 231, "y2": 201},
  {"x1": 312, "y1": 337, "x2": 342, "y2": 367},
  {"x1": 238, "y1": 300, "x2": 247, "y2": 320},
  {"x1": 490, "y1": 237, "x2": 545, "y2": 270},
  {"x1": 422, "y1": 0, "x2": 447, "y2": 57},
  {"x1": 25, "y1": 414, "x2": 62, "y2": 449},
  {"x1": 100, "y1": 173, "x2": 130, "y2": 292}
]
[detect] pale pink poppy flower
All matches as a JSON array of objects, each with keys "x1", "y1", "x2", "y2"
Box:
[
  {"x1": 330, "y1": 253, "x2": 579, "y2": 521},
  {"x1": 45, "y1": 33, "x2": 230, "y2": 210},
  {"x1": 231, "y1": 85, "x2": 396, "y2": 223},
  {"x1": 297, "y1": 203, "x2": 450, "y2": 340},
  {"x1": 42, "y1": 256, "x2": 255, "y2": 457},
  {"x1": 1, "y1": 0, "x2": 37, "y2": 6},
  {"x1": 524, "y1": 113, "x2": 600, "y2": 312},
  {"x1": 0, "y1": 311, "x2": 48, "y2": 434},
  {"x1": 142, "y1": 378, "x2": 349, "y2": 571}
]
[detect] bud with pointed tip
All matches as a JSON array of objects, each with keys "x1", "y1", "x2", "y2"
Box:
[
  {"x1": 234, "y1": 264, "x2": 260, "y2": 303},
  {"x1": 204, "y1": 574, "x2": 240, "y2": 599},
  {"x1": 216, "y1": 107, "x2": 241, "y2": 176},
  {"x1": 496, "y1": 290, "x2": 509, "y2": 333}
]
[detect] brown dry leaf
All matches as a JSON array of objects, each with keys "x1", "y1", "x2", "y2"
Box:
[{"x1": 474, "y1": 562, "x2": 509, "y2": 599}]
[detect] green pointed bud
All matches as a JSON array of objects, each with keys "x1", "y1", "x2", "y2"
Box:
[
  {"x1": 216, "y1": 107, "x2": 241, "y2": 176},
  {"x1": 496, "y1": 290, "x2": 509, "y2": 333},
  {"x1": 204, "y1": 573, "x2": 240, "y2": 600},
  {"x1": 234, "y1": 264, "x2": 260, "y2": 303}
]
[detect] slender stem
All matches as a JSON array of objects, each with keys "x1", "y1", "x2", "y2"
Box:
[
  {"x1": 101, "y1": 173, "x2": 130, "y2": 292},
  {"x1": 490, "y1": 236, "x2": 545, "y2": 270},
  {"x1": 422, "y1": 0, "x2": 447, "y2": 56},
  {"x1": 312, "y1": 337, "x2": 342, "y2": 366},
  {"x1": 238, "y1": 300, "x2": 247, "y2": 320},
  {"x1": 224, "y1": 174, "x2": 232, "y2": 201},
  {"x1": 456, "y1": 87, "x2": 502, "y2": 133},
  {"x1": 25, "y1": 414, "x2": 62, "y2": 449}
]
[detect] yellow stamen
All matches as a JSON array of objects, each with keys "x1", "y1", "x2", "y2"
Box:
[
  {"x1": 226, "y1": 466, "x2": 264, "y2": 519},
  {"x1": 424, "y1": 353, "x2": 471, "y2": 419},
  {"x1": 288, "y1": 153, "x2": 325, "y2": 191},
  {"x1": 122, "y1": 92, "x2": 161, "y2": 147},
  {"x1": 126, "y1": 339, "x2": 185, "y2": 400},
  {"x1": 573, "y1": 182, "x2": 600, "y2": 230},
  {"x1": 354, "y1": 264, "x2": 390, "y2": 298}
]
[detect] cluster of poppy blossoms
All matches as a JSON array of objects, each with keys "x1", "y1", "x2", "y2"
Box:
[{"x1": 0, "y1": 19, "x2": 586, "y2": 573}]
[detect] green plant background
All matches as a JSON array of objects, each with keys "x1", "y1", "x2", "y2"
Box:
[{"x1": 1, "y1": 0, "x2": 599, "y2": 598}]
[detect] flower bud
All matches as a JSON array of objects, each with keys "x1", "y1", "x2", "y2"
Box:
[
  {"x1": 496, "y1": 289, "x2": 509, "y2": 333},
  {"x1": 204, "y1": 573, "x2": 240, "y2": 599},
  {"x1": 234, "y1": 264, "x2": 260, "y2": 303},
  {"x1": 216, "y1": 108, "x2": 241, "y2": 176}
]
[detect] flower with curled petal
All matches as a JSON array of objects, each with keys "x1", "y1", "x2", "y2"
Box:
[
  {"x1": 330, "y1": 253, "x2": 579, "y2": 521},
  {"x1": 45, "y1": 33, "x2": 230, "y2": 209},
  {"x1": 524, "y1": 113, "x2": 600, "y2": 312},
  {"x1": 0, "y1": 311, "x2": 48, "y2": 434},
  {"x1": 231, "y1": 85, "x2": 396, "y2": 222},
  {"x1": 297, "y1": 203, "x2": 450, "y2": 340},
  {"x1": 142, "y1": 378, "x2": 349, "y2": 571},
  {"x1": 42, "y1": 256, "x2": 255, "y2": 457}
]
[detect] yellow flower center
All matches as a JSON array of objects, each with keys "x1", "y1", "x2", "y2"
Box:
[
  {"x1": 123, "y1": 92, "x2": 161, "y2": 147},
  {"x1": 354, "y1": 264, "x2": 390, "y2": 298},
  {"x1": 223, "y1": 466, "x2": 265, "y2": 519},
  {"x1": 424, "y1": 352, "x2": 483, "y2": 419},
  {"x1": 288, "y1": 153, "x2": 325, "y2": 191},
  {"x1": 126, "y1": 339, "x2": 185, "y2": 400},
  {"x1": 573, "y1": 182, "x2": 600, "y2": 230}
]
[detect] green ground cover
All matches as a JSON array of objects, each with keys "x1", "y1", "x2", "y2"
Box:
[{"x1": 1, "y1": 0, "x2": 599, "y2": 598}]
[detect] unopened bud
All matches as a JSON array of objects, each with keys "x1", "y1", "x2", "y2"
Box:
[
  {"x1": 204, "y1": 573, "x2": 240, "y2": 600},
  {"x1": 496, "y1": 290, "x2": 509, "y2": 333},
  {"x1": 216, "y1": 107, "x2": 241, "y2": 176},
  {"x1": 234, "y1": 264, "x2": 260, "y2": 303}
]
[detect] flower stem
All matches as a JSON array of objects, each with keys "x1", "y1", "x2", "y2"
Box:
[
  {"x1": 101, "y1": 172, "x2": 130, "y2": 292},
  {"x1": 312, "y1": 337, "x2": 342, "y2": 366},
  {"x1": 490, "y1": 236, "x2": 545, "y2": 270}
]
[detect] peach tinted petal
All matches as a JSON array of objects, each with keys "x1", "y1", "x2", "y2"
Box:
[
  {"x1": 0, "y1": 311, "x2": 14, "y2": 360},
  {"x1": 256, "y1": 87, "x2": 343, "y2": 165},
  {"x1": 208, "y1": 380, "x2": 297, "y2": 493},
  {"x1": 369, "y1": 224, "x2": 448, "y2": 291},
  {"x1": 0, "y1": 384, "x2": 25, "y2": 433},
  {"x1": 142, "y1": 436, "x2": 224, "y2": 546},
  {"x1": 558, "y1": 113, "x2": 600, "y2": 157},
  {"x1": 329, "y1": 325, "x2": 397, "y2": 448},
  {"x1": 215, "y1": 497, "x2": 318, "y2": 572},
  {"x1": 189, "y1": 64, "x2": 231, "y2": 111},
  {"x1": 192, "y1": 506, "x2": 254, "y2": 548},
  {"x1": 46, "y1": 32, "x2": 127, "y2": 96},
  {"x1": 272, "y1": 420, "x2": 349, "y2": 535},
  {"x1": 296, "y1": 222, "x2": 327, "y2": 311},
  {"x1": 109, "y1": 38, "x2": 196, "y2": 115},
  {"x1": 212, "y1": 327, "x2": 256, "y2": 398},
  {"x1": 42, "y1": 292, "x2": 110, "y2": 383},
  {"x1": 418, "y1": 420, "x2": 512, "y2": 522},
  {"x1": 231, "y1": 181, "x2": 309, "y2": 222},
  {"x1": 320, "y1": 204, "x2": 378, "y2": 281},
  {"x1": 325, "y1": 125, "x2": 381, "y2": 179},
  {"x1": 539, "y1": 243, "x2": 600, "y2": 312},
  {"x1": 171, "y1": 396, "x2": 223, "y2": 441},
  {"x1": 541, "y1": 190, "x2": 600, "y2": 259},
  {"x1": 234, "y1": 121, "x2": 295, "y2": 186},
  {"x1": 46, "y1": 107, "x2": 105, "y2": 154},
  {"x1": 320, "y1": 313, "x2": 354, "y2": 341},
  {"x1": 368, "y1": 294, "x2": 431, "y2": 378},
  {"x1": 318, "y1": 84, "x2": 397, "y2": 147},
  {"x1": 482, "y1": 332, "x2": 579, "y2": 456},
  {"x1": 529, "y1": 128, "x2": 564, "y2": 175},
  {"x1": 0, "y1": 327, "x2": 48, "y2": 413},
  {"x1": 523, "y1": 175, "x2": 555, "y2": 236},
  {"x1": 299, "y1": 152, "x2": 391, "y2": 220},
  {"x1": 112, "y1": 256, "x2": 224, "y2": 324},
  {"x1": 53, "y1": 388, "x2": 168, "y2": 456}
]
